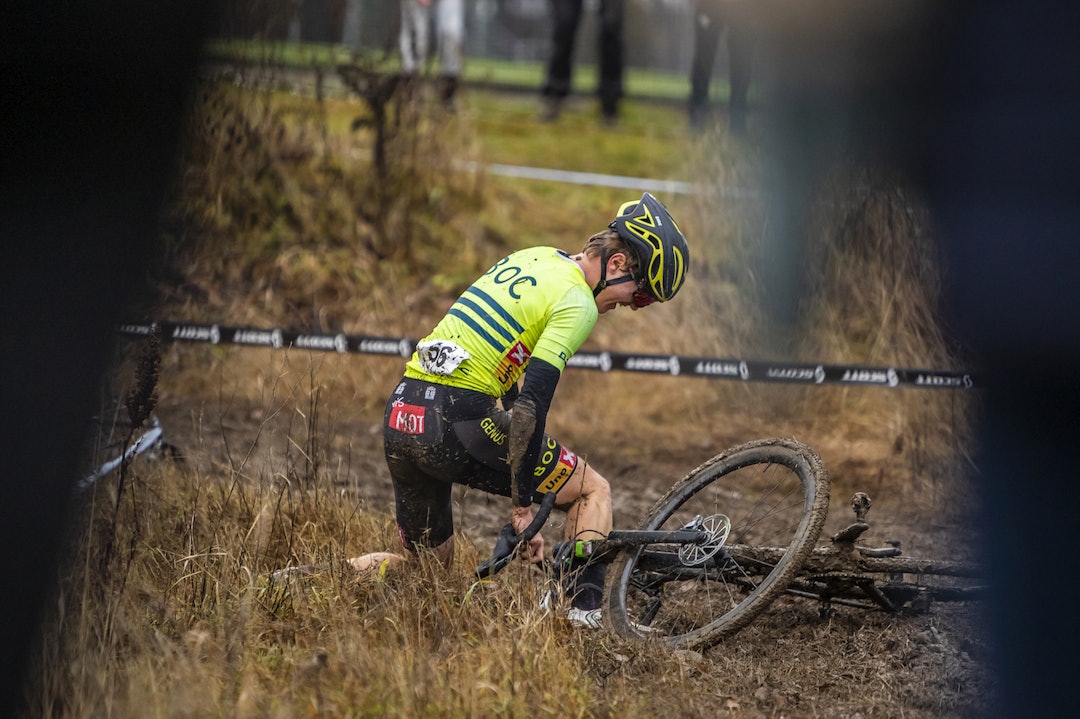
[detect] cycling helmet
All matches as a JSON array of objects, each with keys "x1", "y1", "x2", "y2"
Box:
[{"x1": 609, "y1": 192, "x2": 690, "y2": 302}]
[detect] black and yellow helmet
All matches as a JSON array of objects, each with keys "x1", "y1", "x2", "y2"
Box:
[{"x1": 609, "y1": 192, "x2": 690, "y2": 302}]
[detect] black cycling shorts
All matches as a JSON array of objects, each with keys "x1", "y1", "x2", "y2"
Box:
[{"x1": 382, "y1": 376, "x2": 579, "y2": 552}]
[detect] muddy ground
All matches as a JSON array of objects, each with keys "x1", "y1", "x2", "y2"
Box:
[{"x1": 142, "y1": 389, "x2": 992, "y2": 718}]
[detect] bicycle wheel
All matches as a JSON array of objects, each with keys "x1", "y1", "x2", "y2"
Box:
[{"x1": 605, "y1": 438, "x2": 830, "y2": 648}]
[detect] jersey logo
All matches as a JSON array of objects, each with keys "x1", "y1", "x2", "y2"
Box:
[
  {"x1": 559, "y1": 447, "x2": 577, "y2": 467},
  {"x1": 536, "y1": 445, "x2": 579, "y2": 495},
  {"x1": 388, "y1": 399, "x2": 426, "y2": 435},
  {"x1": 507, "y1": 341, "x2": 531, "y2": 367},
  {"x1": 495, "y1": 341, "x2": 532, "y2": 391}
]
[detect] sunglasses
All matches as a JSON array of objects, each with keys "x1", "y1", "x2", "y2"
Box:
[{"x1": 631, "y1": 278, "x2": 657, "y2": 308}]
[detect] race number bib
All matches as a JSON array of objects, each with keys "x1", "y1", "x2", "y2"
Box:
[{"x1": 417, "y1": 340, "x2": 471, "y2": 376}]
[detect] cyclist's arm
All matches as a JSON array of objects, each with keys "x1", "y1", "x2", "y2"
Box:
[
  {"x1": 508, "y1": 285, "x2": 594, "y2": 507},
  {"x1": 507, "y1": 357, "x2": 560, "y2": 508}
]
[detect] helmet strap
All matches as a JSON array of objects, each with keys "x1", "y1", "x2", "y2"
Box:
[
  {"x1": 592, "y1": 247, "x2": 609, "y2": 297},
  {"x1": 591, "y1": 248, "x2": 635, "y2": 297}
]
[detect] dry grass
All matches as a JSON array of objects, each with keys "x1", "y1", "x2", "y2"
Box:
[
  {"x1": 20, "y1": 62, "x2": 986, "y2": 717},
  {"x1": 32, "y1": 365, "x2": 984, "y2": 718}
]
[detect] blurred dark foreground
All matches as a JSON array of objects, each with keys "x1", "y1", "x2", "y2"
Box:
[{"x1": 3, "y1": 2, "x2": 1080, "y2": 717}]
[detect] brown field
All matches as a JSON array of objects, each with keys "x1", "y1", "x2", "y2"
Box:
[{"x1": 20, "y1": 67, "x2": 990, "y2": 717}]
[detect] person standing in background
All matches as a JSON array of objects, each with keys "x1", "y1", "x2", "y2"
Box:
[
  {"x1": 399, "y1": 0, "x2": 465, "y2": 111},
  {"x1": 688, "y1": 0, "x2": 756, "y2": 136},
  {"x1": 540, "y1": 0, "x2": 626, "y2": 126}
]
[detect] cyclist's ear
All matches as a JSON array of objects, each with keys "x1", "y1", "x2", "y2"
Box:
[{"x1": 607, "y1": 252, "x2": 630, "y2": 273}]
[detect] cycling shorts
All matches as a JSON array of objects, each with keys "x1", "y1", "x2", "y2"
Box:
[{"x1": 383, "y1": 376, "x2": 579, "y2": 552}]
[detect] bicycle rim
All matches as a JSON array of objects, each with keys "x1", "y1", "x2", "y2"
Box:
[{"x1": 605, "y1": 438, "x2": 830, "y2": 648}]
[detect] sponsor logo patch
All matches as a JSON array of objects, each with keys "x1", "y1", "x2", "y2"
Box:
[
  {"x1": 506, "y1": 341, "x2": 531, "y2": 367},
  {"x1": 536, "y1": 446, "x2": 578, "y2": 494},
  {"x1": 388, "y1": 399, "x2": 426, "y2": 435},
  {"x1": 496, "y1": 341, "x2": 532, "y2": 389}
]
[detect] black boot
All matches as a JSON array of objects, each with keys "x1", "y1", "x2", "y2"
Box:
[{"x1": 568, "y1": 559, "x2": 606, "y2": 611}]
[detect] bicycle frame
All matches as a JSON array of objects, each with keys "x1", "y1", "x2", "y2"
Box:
[
  {"x1": 481, "y1": 498, "x2": 983, "y2": 610},
  {"x1": 475, "y1": 439, "x2": 982, "y2": 648},
  {"x1": 561, "y1": 529, "x2": 713, "y2": 563}
]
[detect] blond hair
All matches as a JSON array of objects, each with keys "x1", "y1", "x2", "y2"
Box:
[{"x1": 581, "y1": 229, "x2": 640, "y2": 275}]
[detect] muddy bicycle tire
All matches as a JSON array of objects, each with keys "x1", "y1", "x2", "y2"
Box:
[{"x1": 604, "y1": 438, "x2": 830, "y2": 648}]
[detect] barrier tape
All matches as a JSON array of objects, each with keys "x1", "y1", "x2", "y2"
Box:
[{"x1": 117, "y1": 322, "x2": 975, "y2": 390}]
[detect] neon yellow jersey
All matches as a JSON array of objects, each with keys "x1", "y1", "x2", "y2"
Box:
[{"x1": 404, "y1": 247, "x2": 597, "y2": 396}]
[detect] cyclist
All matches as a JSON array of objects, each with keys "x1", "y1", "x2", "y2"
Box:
[{"x1": 350, "y1": 193, "x2": 689, "y2": 628}]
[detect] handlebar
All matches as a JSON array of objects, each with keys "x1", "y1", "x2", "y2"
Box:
[{"x1": 474, "y1": 491, "x2": 558, "y2": 579}]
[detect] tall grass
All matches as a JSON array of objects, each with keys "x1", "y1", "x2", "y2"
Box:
[
  {"x1": 21, "y1": 54, "x2": 981, "y2": 716},
  {"x1": 29, "y1": 354, "x2": 726, "y2": 717}
]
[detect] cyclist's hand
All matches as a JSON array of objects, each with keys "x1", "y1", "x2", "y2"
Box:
[{"x1": 510, "y1": 506, "x2": 545, "y2": 564}]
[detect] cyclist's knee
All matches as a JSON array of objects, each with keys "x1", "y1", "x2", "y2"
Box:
[
  {"x1": 563, "y1": 468, "x2": 612, "y2": 540},
  {"x1": 572, "y1": 469, "x2": 611, "y2": 518},
  {"x1": 587, "y1": 473, "x2": 611, "y2": 507},
  {"x1": 555, "y1": 462, "x2": 611, "y2": 507},
  {"x1": 581, "y1": 466, "x2": 611, "y2": 503}
]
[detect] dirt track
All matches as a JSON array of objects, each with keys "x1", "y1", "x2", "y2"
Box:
[{"x1": 148, "y1": 391, "x2": 991, "y2": 718}]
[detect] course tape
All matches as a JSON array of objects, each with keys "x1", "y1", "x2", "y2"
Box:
[{"x1": 117, "y1": 322, "x2": 975, "y2": 390}]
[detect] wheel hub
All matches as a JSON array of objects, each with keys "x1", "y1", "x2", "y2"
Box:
[{"x1": 677, "y1": 514, "x2": 731, "y2": 566}]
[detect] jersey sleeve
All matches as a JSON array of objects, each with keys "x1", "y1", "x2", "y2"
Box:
[
  {"x1": 510, "y1": 357, "x2": 561, "y2": 507},
  {"x1": 529, "y1": 284, "x2": 597, "y2": 370}
]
